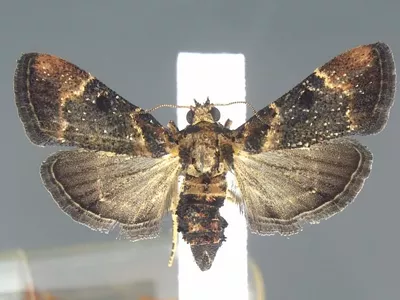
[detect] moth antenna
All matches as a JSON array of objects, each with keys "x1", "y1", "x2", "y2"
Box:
[
  {"x1": 214, "y1": 101, "x2": 267, "y2": 125},
  {"x1": 142, "y1": 103, "x2": 191, "y2": 114}
]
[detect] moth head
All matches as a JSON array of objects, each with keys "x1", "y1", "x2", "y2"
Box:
[{"x1": 186, "y1": 98, "x2": 221, "y2": 125}]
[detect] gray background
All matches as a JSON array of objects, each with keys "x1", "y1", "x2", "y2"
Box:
[{"x1": 0, "y1": 1, "x2": 399, "y2": 299}]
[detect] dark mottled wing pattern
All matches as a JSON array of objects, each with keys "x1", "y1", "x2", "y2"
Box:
[
  {"x1": 14, "y1": 53, "x2": 182, "y2": 241},
  {"x1": 14, "y1": 53, "x2": 174, "y2": 157},
  {"x1": 231, "y1": 42, "x2": 395, "y2": 235},
  {"x1": 41, "y1": 150, "x2": 180, "y2": 240},
  {"x1": 234, "y1": 42, "x2": 395, "y2": 153},
  {"x1": 232, "y1": 138, "x2": 372, "y2": 235}
]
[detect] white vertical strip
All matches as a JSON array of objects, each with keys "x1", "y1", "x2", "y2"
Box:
[
  {"x1": 0, "y1": 251, "x2": 32, "y2": 295},
  {"x1": 176, "y1": 53, "x2": 248, "y2": 300},
  {"x1": 0, "y1": 260, "x2": 24, "y2": 294}
]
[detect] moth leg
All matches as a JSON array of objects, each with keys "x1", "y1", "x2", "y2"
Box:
[
  {"x1": 225, "y1": 185, "x2": 243, "y2": 207},
  {"x1": 168, "y1": 212, "x2": 179, "y2": 267},
  {"x1": 168, "y1": 189, "x2": 180, "y2": 267},
  {"x1": 224, "y1": 119, "x2": 232, "y2": 129},
  {"x1": 167, "y1": 120, "x2": 179, "y2": 137}
]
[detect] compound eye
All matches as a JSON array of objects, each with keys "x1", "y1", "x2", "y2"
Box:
[
  {"x1": 211, "y1": 107, "x2": 220, "y2": 122},
  {"x1": 186, "y1": 110, "x2": 195, "y2": 124}
]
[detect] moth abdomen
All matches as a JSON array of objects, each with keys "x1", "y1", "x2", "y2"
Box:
[{"x1": 176, "y1": 174, "x2": 228, "y2": 271}]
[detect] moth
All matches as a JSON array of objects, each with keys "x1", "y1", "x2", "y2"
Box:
[{"x1": 14, "y1": 42, "x2": 396, "y2": 271}]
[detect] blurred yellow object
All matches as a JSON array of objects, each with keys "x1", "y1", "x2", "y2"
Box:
[
  {"x1": 23, "y1": 285, "x2": 58, "y2": 300},
  {"x1": 0, "y1": 235, "x2": 266, "y2": 300}
]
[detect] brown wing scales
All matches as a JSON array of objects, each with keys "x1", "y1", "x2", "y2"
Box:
[
  {"x1": 40, "y1": 150, "x2": 180, "y2": 240},
  {"x1": 14, "y1": 53, "x2": 175, "y2": 157},
  {"x1": 233, "y1": 42, "x2": 396, "y2": 154},
  {"x1": 232, "y1": 138, "x2": 373, "y2": 235},
  {"x1": 231, "y1": 42, "x2": 396, "y2": 236}
]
